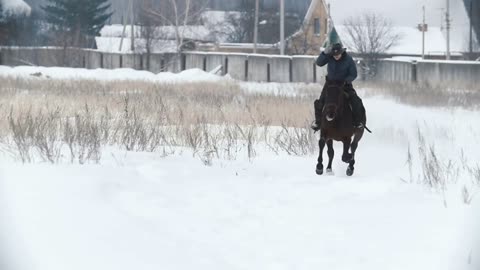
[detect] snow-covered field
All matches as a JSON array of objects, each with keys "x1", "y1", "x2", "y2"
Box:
[{"x1": 0, "y1": 66, "x2": 479, "y2": 270}]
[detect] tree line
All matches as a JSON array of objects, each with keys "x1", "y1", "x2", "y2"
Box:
[
  {"x1": 0, "y1": 0, "x2": 305, "y2": 49},
  {"x1": 0, "y1": 0, "x2": 112, "y2": 47}
]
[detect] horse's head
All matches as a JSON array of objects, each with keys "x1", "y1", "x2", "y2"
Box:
[{"x1": 323, "y1": 81, "x2": 346, "y2": 122}]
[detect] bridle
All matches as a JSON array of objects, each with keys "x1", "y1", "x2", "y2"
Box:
[{"x1": 323, "y1": 83, "x2": 346, "y2": 120}]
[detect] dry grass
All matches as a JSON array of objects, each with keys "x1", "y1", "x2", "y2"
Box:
[
  {"x1": 358, "y1": 81, "x2": 480, "y2": 109},
  {"x1": 2, "y1": 75, "x2": 479, "y2": 204},
  {"x1": 404, "y1": 127, "x2": 480, "y2": 206},
  {"x1": 0, "y1": 76, "x2": 318, "y2": 163},
  {"x1": 0, "y1": 77, "x2": 315, "y2": 129}
]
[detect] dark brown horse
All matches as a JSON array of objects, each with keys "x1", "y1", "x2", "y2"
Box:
[{"x1": 315, "y1": 81, "x2": 366, "y2": 176}]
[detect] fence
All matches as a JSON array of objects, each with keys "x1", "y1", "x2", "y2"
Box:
[
  {"x1": 374, "y1": 58, "x2": 480, "y2": 88},
  {"x1": 0, "y1": 47, "x2": 327, "y2": 83},
  {"x1": 1, "y1": 46, "x2": 479, "y2": 87}
]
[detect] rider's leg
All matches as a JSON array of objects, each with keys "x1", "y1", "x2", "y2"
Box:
[
  {"x1": 311, "y1": 85, "x2": 327, "y2": 131},
  {"x1": 345, "y1": 86, "x2": 364, "y2": 128}
]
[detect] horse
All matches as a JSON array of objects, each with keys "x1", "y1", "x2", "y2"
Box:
[{"x1": 314, "y1": 81, "x2": 366, "y2": 176}]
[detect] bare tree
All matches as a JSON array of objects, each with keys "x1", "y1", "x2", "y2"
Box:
[
  {"x1": 144, "y1": 0, "x2": 207, "y2": 52},
  {"x1": 226, "y1": 0, "x2": 301, "y2": 45},
  {"x1": 221, "y1": 0, "x2": 257, "y2": 43},
  {"x1": 138, "y1": 0, "x2": 156, "y2": 68},
  {"x1": 342, "y1": 13, "x2": 402, "y2": 78}
]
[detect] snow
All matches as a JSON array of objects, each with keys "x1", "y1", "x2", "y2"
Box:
[
  {"x1": 418, "y1": 59, "x2": 480, "y2": 64},
  {"x1": 0, "y1": 0, "x2": 31, "y2": 18},
  {"x1": 97, "y1": 24, "x2": 220, "y2": 53},
  {"x1": 0, "y1": 65, "x2": 228, "y2": 83},
  {"x1": 95, "y1": 37, "x2": 178, "y2": 53},
  {"x1": 391, "y1": 56, "x2": 423, "y2": 62},
  {"x1": 201, "y1": 10, "x2": 240, "y2": 26},
  {"x1": 0, "y1": 100, "x2": 478, "y2": 270},
  {"x1": 96, "y1": 9, "x2": 239, "y2": 52},
  {"x1": 0, "y1": 147, "x2": 475, "y2": 270},
  {"x1": 0, "y1": 66, "x2": 479, "y2": 270},
  {"x1": 100, "y1": 24, "x2": 213, "y2": 42}
]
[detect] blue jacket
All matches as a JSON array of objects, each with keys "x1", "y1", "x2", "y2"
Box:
[{"x1": 316, "y1": 51, "x2": 357, "y2": 83}]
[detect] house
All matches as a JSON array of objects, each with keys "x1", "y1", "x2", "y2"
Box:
[
  {"x1": 199, "y1": 1, "x2": 331, "y2": 55},
  {"x1": 286, "y1": 0, "x2": 330, "y2": 55},
  {"x1": 96, "y1": 10, "x2": 240, "y2": 53}
]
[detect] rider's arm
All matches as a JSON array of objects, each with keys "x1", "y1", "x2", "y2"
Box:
[
  {"x1": 345, "y1": 57, "x2": 358, "y2": 83},
  {"x1": 316, "y1": 52, "x2": 330, "y2": 67}
]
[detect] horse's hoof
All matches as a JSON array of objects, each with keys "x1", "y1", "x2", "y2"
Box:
[
  {"x1": 326, "y1": 168, "x2": 334, "y2": 175},
  {"x1": 342, "y1": 154, "x2": 352, "y2": 163},
  {"x1": 346, "y1": 167, "x2": 354, "y2": 176},
  {"x1": 316, "y1": 164, "x2": 324, "y2": 175}
]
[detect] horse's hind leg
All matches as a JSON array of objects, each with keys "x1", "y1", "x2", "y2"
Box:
[
  {"x1": 326, "y1": 139, "x2": 334, "y2": 174},
  {"x1": 316, "y1": 137, "x2": 326, "y2": 175}
]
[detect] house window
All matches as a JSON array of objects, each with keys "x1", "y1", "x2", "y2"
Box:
[{"x1": 314, "y1": 18, "x2": 321, "y2": 35}]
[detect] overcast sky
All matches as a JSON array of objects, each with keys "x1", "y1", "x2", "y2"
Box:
[
  {"x1": 328, "y1": 0, "x2": 467, "y2": 28},
  {"x1": 328, "y1": 0, "x2": 472, "y2": 49}
]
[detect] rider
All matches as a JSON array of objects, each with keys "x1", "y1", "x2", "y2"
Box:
[{"x1": 311, "y1": 43, "x2": 364, "y2": 131}]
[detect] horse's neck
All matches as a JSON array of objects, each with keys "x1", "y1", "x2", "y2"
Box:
[{"x1": 331, "y1": 101, "x2": 352, "y2": 128}]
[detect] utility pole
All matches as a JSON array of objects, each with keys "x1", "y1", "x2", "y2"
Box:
[
  {"x1": 119, "y1": 9, "x2": 129, "y2": 51},
  {"x1": 280, "y1": 0, "x2": 285, "y2": 55},
  {"x1": 418, "y1": 6, "x2": 428, "y2": 59},
  {"x1": 119, "y1": 0, "x2": 134, "y2": 52},
  {"x1": 253, "y1": 0, "x2": 259, "y2": 53},
  {"x1": 469, "y1": 0, "x2": 473, "y2": 54},
  {"x1": 130, "y1": 0, "x2": 135, "y2": 52},
  {"x1": 422, "y1": 6, "x2": 426, "y2": 59},
  {"x1": 445, "y1": 0, "x2": 451, "y2": 60},
  {"x1": 119, "y1": 15, "x2": 127, "y2": 51},
  {"x1": 327, "y1": 3, "x2": 331, "y2": 32}
]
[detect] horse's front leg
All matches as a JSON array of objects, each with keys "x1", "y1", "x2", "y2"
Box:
[
  {"x1": 341, "y1": 138, "x2": 352, "y2": 163},
  {"x1": 326, "y1": 139, "x2": 334, "y2": 174},
  {"x1": 341, "y1": 138, "x2": 355, "y2": 176},
  {"x1": 316, "y1": 136, "x2": 326, "y2": 175},
  {"x1": 347, "y1": 131, "x2": 364, "y2": 176}
]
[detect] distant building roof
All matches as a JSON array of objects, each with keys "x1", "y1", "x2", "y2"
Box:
[
  {"x1": 95, "y1": 37, "x2": 178, "y2": 53},
  {"x1": 302, "y1": 0, "x2": 329, "y2": 26},
  {"x1": 100, "y1": 24, "x2": 213, "y2": 43}
]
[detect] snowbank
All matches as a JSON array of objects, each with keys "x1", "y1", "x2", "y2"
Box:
[
  {"x1": 0, "y1": 68, "x2": 478, "y2": 269},
  {"x1": 0, "y1": 65, "x2": 228, "y2": 83}
]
